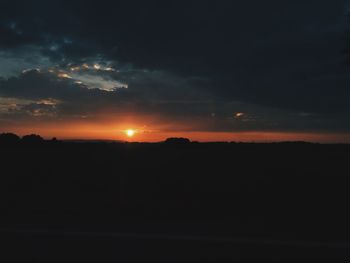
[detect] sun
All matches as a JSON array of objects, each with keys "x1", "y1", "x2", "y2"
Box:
[{"x1": 125, "y1": 129, "x2": 136, "y2": 137}]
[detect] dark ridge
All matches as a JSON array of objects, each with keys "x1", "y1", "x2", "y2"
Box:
[{"x1": 164, "y1": 137, "x2": 191, "y2": 144}]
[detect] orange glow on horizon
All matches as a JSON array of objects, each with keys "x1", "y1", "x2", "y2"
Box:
[
  {"x1": 1, "y1": 114, "x2": 350, "y2": 143},
  {"x1": 2, "y1": 122, "x2": 350, "y2": 143}
]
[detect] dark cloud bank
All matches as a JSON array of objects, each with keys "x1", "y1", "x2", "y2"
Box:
[{"x1": 1, "y1": 0, "x2": 350, "y2": 135}]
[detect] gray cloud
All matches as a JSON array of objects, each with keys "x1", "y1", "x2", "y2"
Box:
[{"x1": 0, "y1": 67, "x2": 349, "y2": 133}]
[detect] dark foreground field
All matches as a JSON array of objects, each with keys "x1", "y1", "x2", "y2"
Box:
[{"x1": 1, "y1": 141, "x2": 350, "y2": 262}]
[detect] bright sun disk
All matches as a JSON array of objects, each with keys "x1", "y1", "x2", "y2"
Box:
[{"x1": 126, "y1": 129, "x2": 136, "y2": 137}]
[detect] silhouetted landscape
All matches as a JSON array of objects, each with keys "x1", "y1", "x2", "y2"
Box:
[{"x1": 1, "y1": 133, "x2": 350, "y2": 261}]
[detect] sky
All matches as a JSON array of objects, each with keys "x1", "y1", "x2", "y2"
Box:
[{"x1": 1, "y1": 0, "x2": 350, "y2": 142}]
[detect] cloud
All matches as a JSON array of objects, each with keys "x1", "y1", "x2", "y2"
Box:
[
  {"x1": 0, "y1": 67, "x2": 349, "y2": 133},
  {"x1": 12, "y1": 101, "x2": 58, "y2": 117},
  {"x1": 0, "y1": 48, "x2": 52, "y2": 78}
]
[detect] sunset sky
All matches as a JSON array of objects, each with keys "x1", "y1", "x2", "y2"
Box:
[{"x1": 1, "y1": 0, "x2": 350, "y2": 142}]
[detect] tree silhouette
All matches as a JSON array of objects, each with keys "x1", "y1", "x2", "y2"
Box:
[
  {"x1": 164, "y1": 137, "x2": 191, "y2": 144},
  {"x1": 22, "y1": 134, "x2": 44, "y2": 144},
  {"x1": 0, "y1": 133, "x2": 20, "y2": 144}
]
